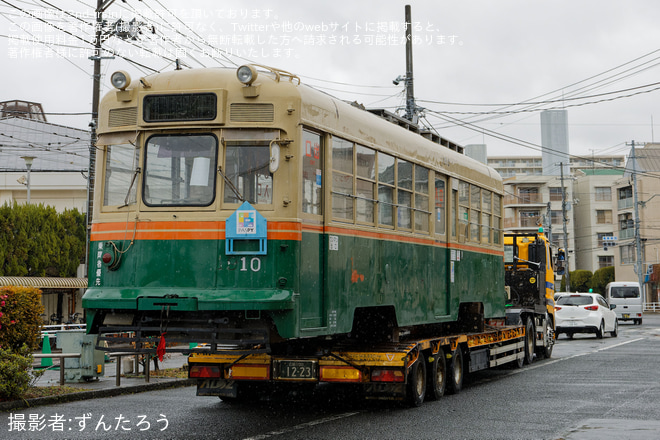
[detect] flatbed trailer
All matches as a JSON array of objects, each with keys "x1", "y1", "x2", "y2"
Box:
[{"x1": 188, "y1": 321, "x2": 526, "y2": 406}]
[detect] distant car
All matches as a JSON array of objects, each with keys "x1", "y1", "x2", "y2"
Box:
[{"x1": 555, "y1": 293, "x2": 618, "y2": 339}]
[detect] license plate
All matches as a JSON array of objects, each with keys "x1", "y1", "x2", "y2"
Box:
[
  {"x1": 274, "y1": 360, "x2": 318, "y2": 380},
  {"x1": 623, "y1": 314, "x2": 630, "y2": 318}
]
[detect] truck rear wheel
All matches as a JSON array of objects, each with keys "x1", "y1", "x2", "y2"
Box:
[
  {"x1": 524, "y1": 318, "x2": 535, "y2": 364},
  {"x1": 406, "y1": 352, "x2": 427, "y2": 407},
  {"x1": 535, "y1": 315, "x2": 553, "y2": 359},
  {"x1": 426, "y1": 348, "x2": 446, "y2": 400},
  {"x1": 446, "y1": 347, "x2": 464, "y2": 395}
]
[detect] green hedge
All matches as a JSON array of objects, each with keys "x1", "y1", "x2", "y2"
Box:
[{"x1": 0, "y1": 202, "x2": 86, "y2": 277}]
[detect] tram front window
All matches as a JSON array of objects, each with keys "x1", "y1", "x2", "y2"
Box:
[
  {"x1": 223, "y1": 144, "x2": 273, "y2": 205},
  {"x1": 143, "y1": 134, "x2": 217, "y2": 206}
]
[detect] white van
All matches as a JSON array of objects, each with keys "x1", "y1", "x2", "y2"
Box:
[{"x1": 606, "y1": 282, "x2": 643, "y2": 325}]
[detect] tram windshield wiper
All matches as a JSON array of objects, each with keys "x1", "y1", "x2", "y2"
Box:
[
  {"x1": 218, "y1": 166, "x2": 245, "y2": 202},
  {"x1": 119, "y1": 167, "x2": 141, "y2": 209}
]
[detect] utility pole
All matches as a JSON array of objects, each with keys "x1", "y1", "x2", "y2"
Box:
[
  {"x1": 545, "y1": 201, "x2": 552, "y2": 244},
  {"x1": 393, "y1": 5, "x2": 418, "y2": 123},
  {"x1": 560, "y1": 162, "x2": 571, "y2": 292},
  {"x1": 629, "y1": 140, "x2": 645, "y2": 306},
  {"x1": 404, "y1": 5, "x2": 416, "y2": 123}
]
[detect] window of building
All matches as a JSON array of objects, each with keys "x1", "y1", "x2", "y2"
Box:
[
  {"x1": 618, "y1": 212, "x2": 634, "y2": 239},
  {"x1": 595, "y1": 187, "x2": 612, "y2": 202},
  {"x1": 551, "y1": 210, "x2": 562, "y2": 225},
  {"x1": 620, "y1": 244, "x2": 635, "y2": 265},
  {"x1": 618, "y1": 186, "x2": 633, "y2": 210},
  {"x1": 598, "y1": 256, "x2": 614, "y2": 269},
  {"x1": 549, "y1": 187, "x2": 563, "y2": 202},
  {"x1": 596, "y1": 210, "x2": 612, "y2": 224},
  {"x1": 597, "y1": 233, "x2": 614, "y2": 247},
  {"x1": 519, "y1": 187, "x2": 539, "y2": 203},
  {"x1": 520, "y1": 210, "x2": 540, "y2": 228}
]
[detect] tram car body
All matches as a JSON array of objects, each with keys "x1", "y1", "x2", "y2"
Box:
[{"x1": 83, "y1": 65, "x2": 505, "y2": 352}]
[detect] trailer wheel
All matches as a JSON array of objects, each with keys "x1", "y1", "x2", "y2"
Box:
[
  {"x1": 426, "y1": 348, "x2": 446, "y2": 400},
  {"x1": 406, "y1": 352, "x2": 427, "y2": 407},
  {"x1": 446, "y1": 347, "x2": 464, "y2": 395},
  {"x1": 535, "y1": 315, "x2": 553, "y2": 360},
  {"x1": 524, "y1": 318, "x2": 535, "y2": 365}
]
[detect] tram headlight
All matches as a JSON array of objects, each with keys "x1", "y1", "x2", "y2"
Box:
[
  {"x1": 237, "y1": 65, "x2": 258, "y2": 85},
  {"x1": 110, "y1": 71, "x2": 131, "y2": 90}
]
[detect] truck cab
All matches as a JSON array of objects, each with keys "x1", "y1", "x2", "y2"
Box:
[{"x1": 504, "y1": 229, "x2": 562, "y2": 360}]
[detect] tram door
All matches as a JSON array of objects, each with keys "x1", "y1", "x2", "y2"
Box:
[{"x1": 299, "y1": 130, "x2": 325, "y2": 328}]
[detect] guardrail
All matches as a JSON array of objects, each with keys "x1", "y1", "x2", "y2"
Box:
[
  {"x1": 32, "y1": 353, "x2": 81, "y2": 386},
  {"x1": 645, "y1": 303, "x2": 660, "y2": 312}
]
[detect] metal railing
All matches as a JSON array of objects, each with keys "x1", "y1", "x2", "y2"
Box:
[{"x1": 644, "y1": 303, "x2": 660, "y2": 312}]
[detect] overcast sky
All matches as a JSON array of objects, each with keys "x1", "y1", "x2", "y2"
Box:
[{"x1": 3, "y1": 0, "x2": 659, "y2": 161}]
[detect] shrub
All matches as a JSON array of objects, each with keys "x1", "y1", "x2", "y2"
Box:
[
  {"x1": 569, "y1": 270, "x2": 593, "y2": 293},
  {"x1": 0, "y1": 286, "x2": 44, "y2": 352},
  {"x1": 0, "y1": 345, "x2": 33, "y2": 399},
  {"x1": 591, "y1": 266, "x2": 615, "y2": 294}
]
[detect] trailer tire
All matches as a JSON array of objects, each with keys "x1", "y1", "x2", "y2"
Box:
[
  {"x1": 524, "y1": 318, "x2": 535, "y2": 365},
  {"x1": 535, "y1": 315, "x2": 553, "y2": 360},
  {"x1": 446, "y1": 347, "x2": 464, "y2": 395},
  {"x1": 426, "y1": 348, "x2": 446, "y2": 400},
  {"x1": 406, "y1": 352, "x2": 427, "y2": 407}
]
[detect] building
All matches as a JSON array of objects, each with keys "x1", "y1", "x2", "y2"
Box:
[
  {"x1": 572, "y1": 169, "x2": 624, "y2": 273},
  {"x1": 612, "y1": 143, "x2": 660, "y2": 304},
  {"x1": 488, "y1": 155, "x2": 625, "y2": 178},
  {"x1": 503, "y1": 174, "x2": 577, "y2": 276},
  {"x1": 0, "y1": 100, "x2": 89, "y2": 324}
]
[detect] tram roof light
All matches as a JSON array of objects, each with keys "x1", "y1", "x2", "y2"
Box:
[
  {"x1": 111, "y1": 71, "x2": 131, "y2": 90},
  {"x1": 237, "y1": 65, "x2": 258, "y2": 85}
]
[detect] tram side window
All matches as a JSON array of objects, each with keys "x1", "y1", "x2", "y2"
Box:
[
  {"x1": 104, "y1": 143, "x2": 139, "y2": 206},
  {"x1": 482, "y1": 190, "x2": 492, "y2": 243},
  {"x1": 397, "y1": 159, "x2": 413, "y2": 229},
  {"x1": 378, "y1": 152, "x2": 395, "y2": 227},
  {"x1": 302, "y1": 129, "x2": 322, "y2": 215},
  {"x1": 223, "y1": 143, "x2": 273, "y2": 205},
  {"x1": 458, "y1": 182, "x2": 470, "y2": 240},
  {"x1": 470, "y1": 185, "x2": 481, "y2": 242},
  {"x1": 434, "y1": 177, "x2": 445, "y2": 235},
  {"x1": 356, "y1": 145, "x2": 376, "y2": 224},
  {"x1": 493, "y1": 194, "x2": 502, "y2": 244},
  {"x1": 332, "y1": 137, "x2": 354, "y2": 220},
  {"x1": 414, "y1": 165, "x2": 429, "y2": 233},
  {"x1": 143, "y1": 134, "x2": 217, "y2": 206}
]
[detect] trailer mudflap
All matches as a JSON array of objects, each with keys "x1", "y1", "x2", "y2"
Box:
[
  {"x1": 364, "y1": 382, "x2": 406, "y2": 400},
  {"x1": 197, "y1": 378, "x2": 237, "y2": 398}
]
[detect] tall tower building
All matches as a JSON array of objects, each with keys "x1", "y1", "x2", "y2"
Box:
[{"x1": 541, "y1": 110, "x2": 570, "y2": 176}]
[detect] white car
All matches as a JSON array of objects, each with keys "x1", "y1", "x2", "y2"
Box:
[{"x1": 555, "y1": 293, "x2": 618, "y2": 339}]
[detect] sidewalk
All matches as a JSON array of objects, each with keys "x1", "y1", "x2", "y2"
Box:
[{"x1": 0, "y1": 351, "x2": 194, "y2": 412}]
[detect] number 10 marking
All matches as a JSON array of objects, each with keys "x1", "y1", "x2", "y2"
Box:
[{"x1": 239, "y1": 257, "x2": 261, "y2": 272}]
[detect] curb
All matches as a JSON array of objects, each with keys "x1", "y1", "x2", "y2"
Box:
[{"x1": 0, "y1": 378, "x2": 195, "y2": 413}]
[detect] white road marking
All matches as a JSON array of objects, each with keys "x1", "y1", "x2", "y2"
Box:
[{"x1": 241, "y1": 412, "x2": 361, "y2": 440}]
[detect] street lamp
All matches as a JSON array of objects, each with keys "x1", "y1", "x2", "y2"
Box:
[{"x1": 21, "y1": 156, "x2": 36, "y2": 204}]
